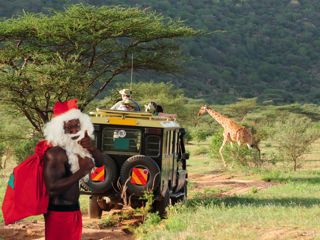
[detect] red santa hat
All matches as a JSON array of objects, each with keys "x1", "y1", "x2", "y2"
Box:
[
  {"x1": 51, "y1": 98, "x2": 84, "y2": 123},
  {"x1": 53, "y1": 99, "x2": 78, "y2": 117}
]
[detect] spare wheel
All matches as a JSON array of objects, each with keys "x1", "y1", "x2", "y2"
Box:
[
  {"x1": 81, "y1": 154, "x2": 118, "y2": 193},
  {"x1": 120, "y1": 155, "x2": 160, "y2": 195}
]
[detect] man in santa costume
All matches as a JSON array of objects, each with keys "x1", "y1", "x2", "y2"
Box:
[{"x1": 43, "y1": 99, "x2": 103, "y2": 240}]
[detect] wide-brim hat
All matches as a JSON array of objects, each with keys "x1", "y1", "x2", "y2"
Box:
[{"x1": 119, "y1": 89, "x2": 132, "y2": 96}]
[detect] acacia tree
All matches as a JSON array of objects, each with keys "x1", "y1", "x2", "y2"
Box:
[
  {"x1": 0, "y1": 4, "x2": 199, "y2": 133},
  {"x1": 272, "y1": 114, "x2": 320, "y2": 171}
]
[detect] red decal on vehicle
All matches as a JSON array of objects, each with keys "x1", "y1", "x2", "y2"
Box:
[
  {"x1": 131, "y1": 168, "x2": 148, "y2": 185},
  {"x1": 91, "y1": 166, "x2": 105, "y2": 181}
]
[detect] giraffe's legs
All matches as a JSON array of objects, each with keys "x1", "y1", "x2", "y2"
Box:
[
  {"x1": 251, "y1": 143, "x2": 261, "y2": 166},
  {"x1": 231, "y1": 144, "x2": 241, "y2": 168},
  {"x1": 219, "y1": 139, "x2": 228, "y2": 167}
]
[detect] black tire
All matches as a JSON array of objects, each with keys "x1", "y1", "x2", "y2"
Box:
[
  {"x1": 88, "y1": 196, "x2": 102, "y2": 219},
  {"x1": 153, "y1": 188, "x2": 170, "y2": 218},
  {"x1": 120, "y1": 155, "x2": 160, "y2": 195},
  {"x1": 81, "y1": 154, "x2": 118, "y2": 193}
]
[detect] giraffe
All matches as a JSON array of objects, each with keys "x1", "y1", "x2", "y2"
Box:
[{"x1": 198, "y1": 104, "x2": 259, "y2": 167}]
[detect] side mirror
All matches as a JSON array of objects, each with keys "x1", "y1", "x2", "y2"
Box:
[
  {"x1": 179, "y1": 128, "x2": 186, "y2": 136},
  {"x1": 182, "y1": 153, "x2": 189, "y2": 160}
]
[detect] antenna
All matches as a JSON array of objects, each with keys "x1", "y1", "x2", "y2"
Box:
[{"x1": 130, "y1": 53, "x2": 133, "y2": 91}]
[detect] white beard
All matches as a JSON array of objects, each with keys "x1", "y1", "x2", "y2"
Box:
[
  {"x1": 63, "y1": 130, "x2": 94, "y2": 174},
  {"x1": 44, "y1": 109, "x2": 95, "y2": 180}
]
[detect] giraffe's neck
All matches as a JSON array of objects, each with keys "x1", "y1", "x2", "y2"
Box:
[{"x1": 206, "y1": 107, "x2": 229, "y2": 128}]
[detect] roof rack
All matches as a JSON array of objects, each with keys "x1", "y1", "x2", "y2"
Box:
[{"x1": 89, "y1": 108, "x2": 177, "y2": 121}]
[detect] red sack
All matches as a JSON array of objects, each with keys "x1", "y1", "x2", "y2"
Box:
[{"x1": 2, "y1": 140, "x2": 51, "y2": 225}]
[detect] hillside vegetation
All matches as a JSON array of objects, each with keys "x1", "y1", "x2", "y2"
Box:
[{"x1": 0, "y1": 0, "x2": 319, "y2": 104}]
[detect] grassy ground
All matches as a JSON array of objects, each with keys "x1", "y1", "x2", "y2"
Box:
[
  {"x1": 139, "y1": 172, "x2": 320, "y2": 240},
  {"x1": 1, "y1": 139, "x2": 320, "y2": 239},
  {"x1": 134, "y1": 139, "x2": 320, "y2": 240}
]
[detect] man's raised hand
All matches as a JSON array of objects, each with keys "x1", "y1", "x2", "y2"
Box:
[
  {"x1": 78, "y1": 130, "x2": 94, "y2": 152},
  {"x1": 76, "y1": 154, "x2": 94, "y2": 175}
]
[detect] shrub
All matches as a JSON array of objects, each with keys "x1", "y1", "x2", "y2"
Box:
[
  {"x1": 190, "y1": 129, "x2": 209, "y2": 144},
  {"x1": 183, "y1": 131, "x2": 192, "y2": 144},
  {"x1": 271, "y1": 114, "x2": 320, "y2": 171},
  {"x1": 193, "y1": 146, "x2": 209, "y2": 156},
  {"x1": 13, "y1": 138, "x2": 40, "y2": 164},
  {"x1": 0, "y1": 143, "x2": 5, "y2": 168},
  {"x1": 209, "y1": 132, "x2": 260, "y2": 167}
]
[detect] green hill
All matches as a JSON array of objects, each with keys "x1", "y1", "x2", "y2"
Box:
[{"x1": 1, "y1": 0, "x2": 320, "y2": 104}]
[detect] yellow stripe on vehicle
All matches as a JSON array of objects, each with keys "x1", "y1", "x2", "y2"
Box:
[{"x1": 109, "y1": 118, "x2": 137, "y2": 126}]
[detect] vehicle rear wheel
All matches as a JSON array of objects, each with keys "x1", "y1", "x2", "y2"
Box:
[
  {"x1": 81, "y1": 154, "x2": 118, "y2": 193},
  {"x1": 88, "y1": 196, "x2": 102, "y2": 219},
  {"x1": 120, "y1": 155, "x2": 160, "y2": 196}
]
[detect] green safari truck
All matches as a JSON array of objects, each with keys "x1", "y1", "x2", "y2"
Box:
[{"x1": 80, "y1": 109, "x2": 189, "y2": 217}]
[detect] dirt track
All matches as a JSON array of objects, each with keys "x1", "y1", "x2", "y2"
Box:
[{"x1": 0, "y1": 173, "x2": 274, "y2": 240}]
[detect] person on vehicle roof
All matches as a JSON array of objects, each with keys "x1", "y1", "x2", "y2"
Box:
[
  {"x1": 144, "y1": 101, "x2": 160, "y2": 115},
  {"x1": 120, "y1": 99, "x2": 137, "y2": 111},
  {"x1": 145, "y1": 101, "x2": 177, "y2": 119},
  {"x1": 110, "y1": 89, "x2": 140, "y2": 111}
]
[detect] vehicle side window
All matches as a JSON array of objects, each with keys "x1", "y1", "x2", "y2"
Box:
[
  {"x1": 172, "y1": 131, "x2": 176, "y2": 155},
  {"x1": 92, "y1": 132, "x2": 98, "y2": 148},
  {"x1": 163, "y1": 131, "x2": 167, "y2": 155},
  {"x1": 93, "y1": 125, "x2": 100, "y2": 148},
  {"x1": 145, "y1": 135, "x2": 161, "y2": 157},
  {"x1": 167, "y1": 131, "x2": 171, "y2": 155}
]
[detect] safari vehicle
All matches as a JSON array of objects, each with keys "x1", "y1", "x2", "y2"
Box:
[{"x1": 80, "y1": 109, "x2": 189, "y2": 218}]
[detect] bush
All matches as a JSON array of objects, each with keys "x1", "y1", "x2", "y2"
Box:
[
  {"x1": 209, "y1": 132, "x2": 260, "y2": 167},
  {"x1": 13, "y1": 138, "x2": 40, "y2": 164},
  {"x1": 193, "y1": 146, "x2": 209, "y2": 156},
  {"x1": 0, "y1": 143, "x2": 4, "y2": 159},
  {"x1": 191, "y1": 129, "x2": 208, "y2": 144},
  {"x1": 183, "y1": 131, "x2": 192, "y2": 144},
  {"x1": 271, "y1": 114, "x2": 320, "y2": 171},
  {"x1": 0, "y1": 143, "x2": 5, "y2": 168}
]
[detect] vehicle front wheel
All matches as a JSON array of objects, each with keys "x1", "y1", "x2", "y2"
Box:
[{"x1": 88, "y1": 196, "x2": 102, "y2": 219}]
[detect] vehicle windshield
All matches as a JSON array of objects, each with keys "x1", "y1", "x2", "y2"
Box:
[{"x1": 102, "y1": 127, "x2": 141, "y2": 155}]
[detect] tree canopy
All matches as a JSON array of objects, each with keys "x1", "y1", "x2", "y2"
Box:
[
  {"x1": 1, "y1": 0, "x2": 320, "y2": 104},
  {"x1": 0, "y1": 4, "x2": 199, "y2": 133}
]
